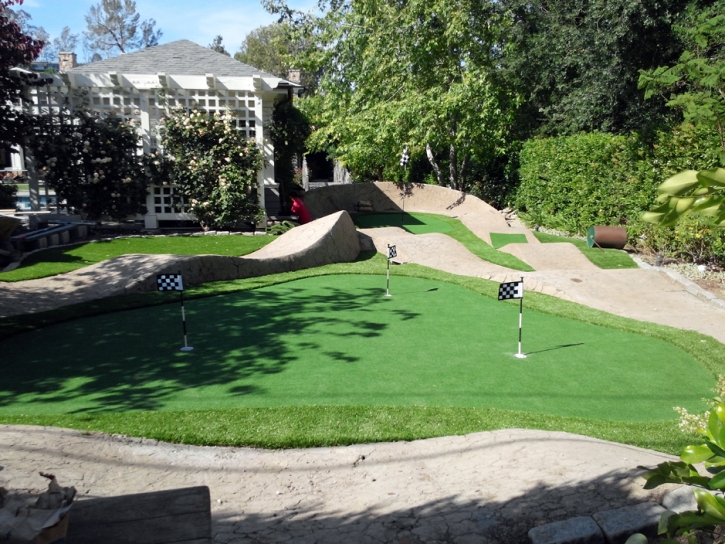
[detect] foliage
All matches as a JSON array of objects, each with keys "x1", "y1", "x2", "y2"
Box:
[
  {"x1": 35, "y1": 26, "x2": 79, "y2": 63},
  {"x1": 28, "y1": 108, "x2": 148, "y2": 220},
  {"x1": 270, "y1": 95, "x2": 310, "y2": 205},
  {"x1": 633, "y1": 403, "x2": 725, "y2": 543},
  {"x1": 267, "y1": 220, "x2": 296, "y2": 235},
  {"x1": 639, "y1": 1, "x2": 725, "y2": 156},
  {"x1": 502, "y1": 0, "x2": 700, "y2": 137},
  {"x1": 266, "y1": 0, "x2": 517, "y2": 191},
  {"x1": 159, "y1": 108, "x2": 264, "y2": 230},
  {"x1": 0, "y1": 234, "x2": 272, "y2": 282},
  {"x1": 0, "y1": 0, "x2": 46, "y2": 159},
  {"x1": 643, "y1": 168, "x2": 725, "y2": 227},
  {"x1": 516, "y1": 125, "x2": 725, "y2": 263},
  {"x1": 235, "y1": 23, "x2": 318, "y2": 92},
  {"x1": 675, "y1": 375, "x2": 725, "y2": 433},
  {"x1": 84, "y1": 0, "x2": 161, "y2": 58},
  {"x1": 0, "y1": 183, "x2": 17, "y2": 209},
  {"x1": 208, "y1": 35, "x2": 230, "y2": 56}
]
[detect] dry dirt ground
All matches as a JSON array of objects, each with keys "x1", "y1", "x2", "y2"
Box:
[{"x1": 1, "y1": 211, "x2": 723, "y2": 543}]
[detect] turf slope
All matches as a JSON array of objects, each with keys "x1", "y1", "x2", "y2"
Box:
[{"x1": 0, "y1": 274, "x2": 712, "y2": 421}]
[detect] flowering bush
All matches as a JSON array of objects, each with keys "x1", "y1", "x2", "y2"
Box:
[
  {"x1": 29, "y1": 109, "x2": 148, "y2": 220},
  {"x1": 160, "y1": 108, "x2": 264, "y2": 230}
]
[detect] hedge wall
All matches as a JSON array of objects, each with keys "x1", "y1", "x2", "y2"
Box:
[{"x1": 516, "y1": 125, "x2": 725, "y2": 263}]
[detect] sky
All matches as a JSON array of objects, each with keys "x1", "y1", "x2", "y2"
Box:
[{"x1": 18, "y1": 0, "x2": 316, "y2": 61}]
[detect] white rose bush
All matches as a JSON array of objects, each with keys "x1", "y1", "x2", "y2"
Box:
[{"x1": 160, "y1": 108, "x2": 264, "y2": 230}]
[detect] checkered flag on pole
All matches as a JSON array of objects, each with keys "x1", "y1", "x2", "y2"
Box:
[
  {"x1": 387, "y1": 244, "x2": 397, "y2": 259},
  {"x1": 157, "y1": 273, "x2": 184, "y2": 291},
  {"x1": 400, "y1": 147, "x2": 410, "y2": 168},
  {"x1": 499, "y1": 278, "x2": 527, "y2": 358},
  {"x1": 498, "y1": 280, "x2": 523, "y2": 300}
]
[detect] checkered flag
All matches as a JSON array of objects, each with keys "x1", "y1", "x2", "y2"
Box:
[
  {"x1": 400, "y1": 148, "x2": 409, "y2": 168},
  {"x1": 498, "y1": 280, "x2": 523, "y2": 300},
  {"x1": 387, "y1": 245, "x2": 397, "y2": 259},
  {"x1": 157, "y1": 273, "x2": 184, "y2": 291}
]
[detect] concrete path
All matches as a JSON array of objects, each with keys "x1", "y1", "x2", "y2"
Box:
[{"x1": 0, "y1": 426, "x2": 677, "y2": 544}]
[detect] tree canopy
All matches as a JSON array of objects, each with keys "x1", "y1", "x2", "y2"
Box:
[
  {"x1": 0, "y1": 0, "x2": 45, "y2": 159},
  {"x1": 84, "y1": 0, "x2": 162, "y2": 58},
  {"x1": 265, "y1": 0, "x2": 516, "y2": 189}
]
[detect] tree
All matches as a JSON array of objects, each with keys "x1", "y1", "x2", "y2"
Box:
[
  {"x1": 639, "y1": 1, "x2": 725, "y2": 153},
  {"x1": 264, "y1": 0, "x2": 515, "y2": 190},
  {"x1": 84, "y1": 0, "x2": 162, "y2": 58},
  {"x1": 0, "y1": 0, "x2": 45, "y2": 160},
  {"x1": 159, "y1": 109, "x2": 264, "y2": 230},
  {"x1": 208, "y1": 35, "x2": 230, "y2": 56},
  {"x1": 28, "y1": 109, "x2": 149, "y2": 220},
  {"x1": 53, "y1": 26, "x2": 79, "y2": 53},
  {"x1": 235, "y1": 23, "x2": 319, "y2": 92},
  {"x1": 500, "y1": 0, "x2": 708, "y2": 137}
]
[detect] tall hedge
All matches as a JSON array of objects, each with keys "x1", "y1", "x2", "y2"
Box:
[{"x1": 516, "y1": 125, "x2": 725, "y2": 263}]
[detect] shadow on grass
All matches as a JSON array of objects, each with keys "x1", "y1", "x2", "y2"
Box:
[{"x1": 0, "y1": 283, "x2": 420, "y2": 414}]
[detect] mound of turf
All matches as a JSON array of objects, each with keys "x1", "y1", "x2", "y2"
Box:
[
  {"x1": 533, "y1": 231, "x2": 637, "y2": 269},
  {"x1": 1, "y1": 274, "x2": 711, "y2": 422},
  {"x1": 490, "y1": 233, "x2": 528, "y2": 249},
  {"x1": 0, "y1": 235, "x2": 272, "y2": 282},
  {"x1": 352, "y1": 212, "x2": 533, "y2": 271}
]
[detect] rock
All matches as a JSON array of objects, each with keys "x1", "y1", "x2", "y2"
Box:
[
  {"x1": 528, "y1": 516, "x2": 604, "y2": 544},
  {"x1": 592, "y1": 502, "x2": 665, "y2": 544}
]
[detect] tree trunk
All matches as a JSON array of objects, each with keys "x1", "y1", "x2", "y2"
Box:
[
  {"x1": 426, "y1": 142, "x2": 442, "y2": 185},
  {"x1": 459, "y1": 154, "x2": 469, "y2": 192},
  {"x1": 449, "y1": 144, "x2": 458, "y2": 190}
]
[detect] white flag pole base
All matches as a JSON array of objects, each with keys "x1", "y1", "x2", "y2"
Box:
[
  {"x1": 514, "y1": 353, "x2": 527, "y2": 359},
  {"x1": 384, "y1": 292, "x2": 392, "y2": 297},
  {"x1": 180, "y1": 346, "x2": 194, "y2": 352}
]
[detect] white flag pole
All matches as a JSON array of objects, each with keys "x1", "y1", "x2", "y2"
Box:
[
  {"x1": 385, "y1": 247, "x2": 392, "y2": 297},
  {"x1": 515, "y1": 277, "x2": 526, "y2": 359},
  {"x1": 178, "y1": 270, "x2": 193, "y2": 352}
]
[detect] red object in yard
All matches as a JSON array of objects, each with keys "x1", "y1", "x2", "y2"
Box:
[{"x1": 291, "y1": 196, "x2": 312, "y2": 224}]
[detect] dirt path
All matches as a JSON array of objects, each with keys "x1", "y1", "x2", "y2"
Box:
[{"x1": 0, "y1": 426, "x2": 676, "y2": 544}]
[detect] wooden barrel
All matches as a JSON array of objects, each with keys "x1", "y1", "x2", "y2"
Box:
[{"x1": 586, "y1": 226, "x2": 627, "y2": 249}]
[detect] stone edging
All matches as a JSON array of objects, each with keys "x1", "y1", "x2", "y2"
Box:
[
  {"x1": 529, "y1": 487, "x2": 696, "y2": 544},
  {"x1": 631, "y1": 255, "x2": 725, "y2": 310}
]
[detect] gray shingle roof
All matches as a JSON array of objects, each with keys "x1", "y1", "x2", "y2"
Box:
[{"x1": 69, "y1": 40, "x2": 292, "y2": 83}]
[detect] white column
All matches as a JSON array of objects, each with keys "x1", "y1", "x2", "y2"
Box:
[{"x1": 254, "y1": 91, "x2": 266, "y2": 212}]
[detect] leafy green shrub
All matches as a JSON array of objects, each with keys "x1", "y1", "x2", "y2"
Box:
[
  {"x1": 516, "y1": 124, "x2": 725, "y2": 263},
  {"x1": 29, "y1": 109, "x2": 148, "y2": 220},
  {"x1": 160, "y1": 108, "x2": 264, "y2": 230}
]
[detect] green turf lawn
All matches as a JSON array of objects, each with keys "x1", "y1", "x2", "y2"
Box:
[
  {"x1": 489, "y1": 233, "x2": 529, "y2": 249},
  {"x1": 0, "y1": 235, "x2": 273, "y2": 282},
  {"x1": 352, "y1": 212, "x2": 534, "y2": 271},
  {"x1": 0, "y1": 274, "x2": 713, "y2": 421},
  {"x1": 1, "y1": 252, "x2": 721, "y2": 454},
  {"x1": 533, "y1": 231, "x2": 638, "y2": 269}
]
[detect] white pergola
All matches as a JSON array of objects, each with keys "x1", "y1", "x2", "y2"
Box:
[{"x1": 23, "y1": 40, "x2": 300, "y2": 227}]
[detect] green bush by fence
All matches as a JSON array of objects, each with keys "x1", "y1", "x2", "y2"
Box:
[{"x1": 515, "y1": 125, "x2": 725, "y2": 263}]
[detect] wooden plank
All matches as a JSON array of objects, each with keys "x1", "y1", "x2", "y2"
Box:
[{"x1": 66, "y1": 486, "x2": 212, "y2": 544}]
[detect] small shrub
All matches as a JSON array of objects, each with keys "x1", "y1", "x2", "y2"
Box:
[{"x1": 0, "y1": 183, "x2": 17, "y2": 209}]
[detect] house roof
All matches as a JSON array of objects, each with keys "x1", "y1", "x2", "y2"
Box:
[{"x1": 68, "y1": 40, "x2": 297, "y2": 85}]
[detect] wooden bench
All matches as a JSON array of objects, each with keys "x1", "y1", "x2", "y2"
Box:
[{"x1": 65, "y1": 486, "x2": 212, "y2": 544}]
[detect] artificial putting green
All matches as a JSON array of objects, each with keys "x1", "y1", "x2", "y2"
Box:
[
  {"x1": 490, "y1": 233, "x2": 529, "y2": 249},
  {"x1": 0, "y1": 235, "x2": 273, "y2": 282},
  {"x1": 0, "y1": 274, "x2": 712, "y2": 422}
]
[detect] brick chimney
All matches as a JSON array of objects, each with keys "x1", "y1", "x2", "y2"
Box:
[
  {"x1": 287, "y1": 69, "x2": 301, "y2": 84},
  {"x1": 58, "y1": 52, "x2": 77, "y2": 72}
]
